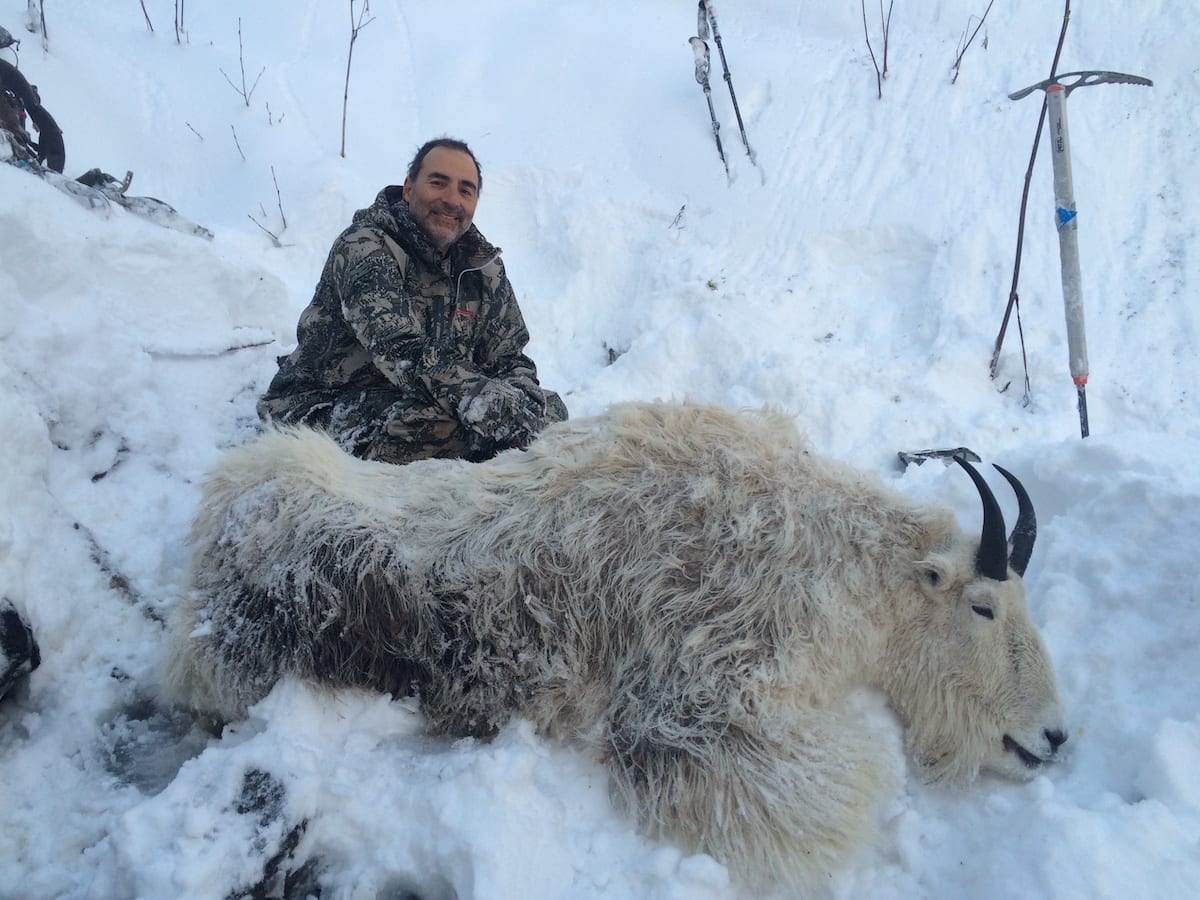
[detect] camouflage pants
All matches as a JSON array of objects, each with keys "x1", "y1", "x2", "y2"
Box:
[{"x1": 323, "y1": 390, "x2": 496, "y2": 464}]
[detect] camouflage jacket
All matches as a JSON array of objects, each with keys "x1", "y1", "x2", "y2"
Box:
[{"x1": 259, "y1": 187, "x2": 559, "y2": 452}]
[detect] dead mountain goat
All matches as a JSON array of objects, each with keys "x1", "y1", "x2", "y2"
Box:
[{"x1": 165, "y1": 400, "x2": 1067, "y2": 887}]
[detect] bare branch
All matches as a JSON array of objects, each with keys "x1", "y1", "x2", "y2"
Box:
[
  {"x1": 247, "y1": 214, "x2": 282, "y2": 247},
  {"x1": 270, "y1": 165, "x2": 286, "y2": 231},
  {"x1": 220, "y1": 18, "x2": 265, "y2": 107},
  {"x1": 246, "y1": 166, "x2": 288, "y2": 246},
  {"x1": 341, "y1": 0, "x2": 375, "y2": 158},
  {"x1": 140, "y1": 0, "x2": 154, "y2": 33},
  {"x1": 237, "y1": 17, "x2": 249, "y2": 103},
  {"x1": 230, "y1": 124, "x2": 246, "y2": 161},
  {"x1": 880, "y1": 0, "x2": 893, "y2": 80},
  {"x1": 247, "y1": 67, "x2": 265, "y2": 102},
  {"x1": 860, "y1": 0, "x2": 882, "y2": 99},
  {"x1": 952, "y1": 0, "x2": 996, "y2": 84}
]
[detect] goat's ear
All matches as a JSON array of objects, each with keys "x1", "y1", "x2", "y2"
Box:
[{"x1": 914, "y1": 557, "x2": 953, "y2": 596}]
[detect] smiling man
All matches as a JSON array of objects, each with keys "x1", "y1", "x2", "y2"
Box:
[{"x1": 259, "y1": 137, "x2": 567, "y2": 464}]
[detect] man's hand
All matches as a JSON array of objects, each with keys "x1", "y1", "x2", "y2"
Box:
[{"x1": 458, "y1": 378, "x2": 545, "y2": 448}]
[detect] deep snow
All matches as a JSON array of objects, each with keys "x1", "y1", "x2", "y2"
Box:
[{"x1": 1, "y1": 1, "x2": 1197, "y2": 898}]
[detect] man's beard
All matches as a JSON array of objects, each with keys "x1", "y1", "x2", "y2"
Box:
[{"x1": 423, "y1": 204, "x2": 467, "y2": 249}]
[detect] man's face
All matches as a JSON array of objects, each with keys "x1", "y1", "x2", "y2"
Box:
[{"x1": 402, "y1": 147, "x2": 480, "y2": 252}]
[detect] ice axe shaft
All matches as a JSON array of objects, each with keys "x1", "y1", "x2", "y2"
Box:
[
  {"x1": 1008, "y1": 70, "x2": 1152, "y2": 439},
  {"x1": 1045, "y1": 86, "x2": 1088, "y2": 389}
]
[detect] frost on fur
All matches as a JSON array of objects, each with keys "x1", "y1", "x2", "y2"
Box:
[{"x1": 165, "y1": 400, "x2": 1066, "y2": 889}]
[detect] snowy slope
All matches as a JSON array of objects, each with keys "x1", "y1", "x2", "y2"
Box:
[{"x1": 1, "y1": 1, "x2": 1197, "y2": 897}]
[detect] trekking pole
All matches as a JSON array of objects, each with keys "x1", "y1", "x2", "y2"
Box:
[
  {"x1": 689, "y1": 36, "x2": 729, "y2": 181},
  {"x1": 1008, "y1": 70, "x2": 1152, "y2": 438},
  {"x1": 697, "y1": 1, "x2": 754, "y2": 162}
]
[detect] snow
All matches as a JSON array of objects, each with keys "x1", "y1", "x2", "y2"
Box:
[{"x1": 1, "y1": 1, "x2": 1197, "y2": 897}]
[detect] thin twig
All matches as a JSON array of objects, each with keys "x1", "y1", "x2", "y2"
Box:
[
  {"x1": 880, "y1": 0, "x2": 893, "y2": 80},
  {"x1": 140, "y1": 0, "x2": 154, "y2": 33},
  {"x1": 230, "y1": 124, "x2": 246, "y2": 161},
  {"x1": 341, "y1": 0, "x2": 375, "y2": 158},
  {"x1": 952, "y1": 0, "x2": 996, "y2": 84},
  {"x1": 861, "y1": 0, "x2": 882, "y2": 99},
  {"x1": 220, "y1": 18, "x2": 265, "y2": 107},
  {"x1": 247, "y1": 214, "x2": 282, "y2": 247},
  {"x1": 237, "y1": 17, "x2": 249, "y2": 103},
  {"x1": 270, "y1": 165, "x2": 287, "y2": 231}
]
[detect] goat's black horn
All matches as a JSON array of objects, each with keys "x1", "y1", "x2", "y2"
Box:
[
  {"x1": 954, "y1": 455, "x2": 1009, "y2": 581},
  {"x1": 992, "y1": 464, "x2": 1037, "y2": 577}
]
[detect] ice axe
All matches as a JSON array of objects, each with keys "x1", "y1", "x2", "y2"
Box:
[{"x1": 1008, "y1": 70, "x2": 1152, "y2": 438}]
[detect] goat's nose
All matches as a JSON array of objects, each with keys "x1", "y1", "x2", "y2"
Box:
[{"x1": 1045, "y1": 728, "x2": 1068, "y2": 751}]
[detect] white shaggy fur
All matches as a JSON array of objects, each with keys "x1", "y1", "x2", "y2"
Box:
[{"x1": 165, "y1": 401, "x2": 1066, "y2": 888}]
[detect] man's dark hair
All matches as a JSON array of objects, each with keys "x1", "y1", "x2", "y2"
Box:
[{"x1": 406, "y1": 137, "x2": 482, "y2": 193}]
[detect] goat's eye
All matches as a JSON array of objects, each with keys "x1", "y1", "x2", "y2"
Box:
[
  {"x1": 971, "y1": 605, "x2": 995, "y2": 620},
  {"x1": 924, "y1": 569, "x2": 940, "y2": 586}
]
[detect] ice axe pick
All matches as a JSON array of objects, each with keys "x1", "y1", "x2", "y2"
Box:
[{"x1": 1008, "y1": 70, "x2": 1152, "y2": 438}]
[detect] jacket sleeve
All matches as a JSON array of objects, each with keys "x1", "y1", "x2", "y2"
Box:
[
  {"x1": 476, "y1": 263, "x2": 540, "y2": 381},
  {"x1": 450, "y1": 261, "x2": 550, "y2": 415}
]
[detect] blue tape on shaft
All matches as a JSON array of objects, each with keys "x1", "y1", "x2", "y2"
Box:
[{"x1": 1056, "y1": 207, "x2": 1078, "y2": 229}]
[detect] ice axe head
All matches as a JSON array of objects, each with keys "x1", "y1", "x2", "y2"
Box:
[{"x1": 1009, "y1": 69, "x2": 1152, "y2": 101}]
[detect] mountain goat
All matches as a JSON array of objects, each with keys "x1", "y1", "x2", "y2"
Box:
[{"x1": 165, "y1": 400, "x2": 1066, "y2": 888}]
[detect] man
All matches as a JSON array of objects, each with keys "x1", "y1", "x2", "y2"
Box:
[{"x1": 259, "y1": 137, "x2": 567, "y2": 464}]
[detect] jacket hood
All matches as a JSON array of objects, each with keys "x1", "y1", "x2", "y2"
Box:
[{"x1": 354, "y1": 186, "x2": 501, "y2": 272}]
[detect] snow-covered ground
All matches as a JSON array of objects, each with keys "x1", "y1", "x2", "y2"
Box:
[{"x1": 1, "y1": 1, "x2": 1197, "y2": 897}]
